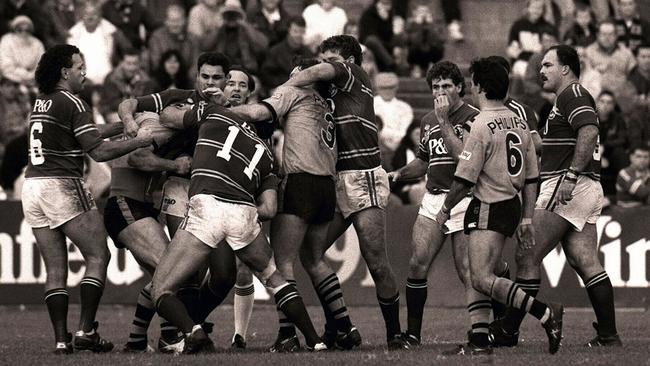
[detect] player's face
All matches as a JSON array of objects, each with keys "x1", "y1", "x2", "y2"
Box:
[
  {"x1": 637, "y1": 48, "x2": 650, "y2": 73},
  {"x1": 630, "y1": 149, "x2": 650, "y2": 170},
  {"x1": 540, "y1": 49, "x2": 562, "y2": 92},
  {"x1": 320, "y1": 50, "x2": 345, "y2": 64},
  {"x1": 196, "y1": 64, "x2": 226, "y2": 94},
  {"x1": 224, "y1": 70, "x2": 251, "y2": 106},
  {"x1": 430, "y1": 77, "x2": 461, "y2": 107},
  {"x1": 65, "y1": 53, "x2": 87, "y2": 93}
]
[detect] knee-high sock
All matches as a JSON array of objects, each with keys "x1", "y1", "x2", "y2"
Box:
[
  {"x1": 490, "y1": 278, "x2": 548, "y2": 322},
  {"x1": 45, "y1": 288, "x2": 69, "y2": 343},
  {"x1": 156, "y1": 293, "x2": 194, "y2": 334},
  {"x1": 273, "y1": 283, "x2": 320, "y2": 347},
  {"x1": 501, "y1": 278, "x2": 541, "y2": 333},
  {"x1": 377, "y1": 292, "x2": 402, "y2": 340},
  {"x1": 277, "y1": 280, "x2": 297, "y2": 337},
  {"x1": 314, "y1": 273, "x2": 353, "y2": 332},
  {"x1": 234, "y1": 283, "x2": 255, "y2": 338},
  {"x1": 585, "y1": 272, "x2": 617, "y2": 336},
  {"x1": 491, "y1": 263, "x2": 510, "y2": 320},
  {"x1": 406, "y1": 278, "x2": 427, "y2": 339},
  {"x1": 127, "y1": 284, "x2": 156, "y2": 349},
  {"x1": 467, "y1": 288, "x2": 492, "y2": 347},
  {"x1": 78, "y1": 277, "x2": 105, "y2": 333}
]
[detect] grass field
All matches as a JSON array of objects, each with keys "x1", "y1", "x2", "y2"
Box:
[{"x1": 1, "y1": 304, "x2": 648, "y2": 365}]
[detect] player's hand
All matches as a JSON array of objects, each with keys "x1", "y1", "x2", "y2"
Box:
[
  {"x1": 203, "y1": 87, "x2": 227, "y2": 106},
  {"x1": 135, "y1": 124, "x2": 155, "y2": 146},
  {"x1": 434, "y1": 95, "x2": 450, "y2": 125},
  {"x1": 516, "y1": 222, "x2": 536, "y2": 250},
  {"x1": 554, "y1": 179, "x2": 576, "y2": 205},
  {"x1": 173, "y1": 156, "x2": 192, "y2": 175},
  {"x1": 123, "y1": 115, "x2": 138, "y2": 139},
  {"x1": 388, "y1": 170, "x2": 401, "y2": 182}
]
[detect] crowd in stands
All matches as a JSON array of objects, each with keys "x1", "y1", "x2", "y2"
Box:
[{"x1": 0, "y1": 0, "x2": 649, "y2": 208}]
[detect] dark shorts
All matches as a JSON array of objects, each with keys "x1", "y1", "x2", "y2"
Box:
[
  {"x1": 104, "y1": 195, "x2": 159, "y2": 248},
  {"x1": 464, "y1": 196, "x2": 521, "y2": 237},
  {"x1": 278, "y1": 173, "x2": 335, "y2": 224}
]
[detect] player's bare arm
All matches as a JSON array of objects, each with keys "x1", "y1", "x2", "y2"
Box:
[
  {"x1": 159, "y1": 105, "x2": 191, "y2": 129},
  {"x1": 127, "y1": 147, "x2": 192, "y2": 175},
  {"x1": 554, "y1": 124, "x2": 599, "y2": 205},
  {"x1": 256, "y1": 188, "x2": 277, "y2": 221},
  {"x1": 531, "y1": 132, "x2": 543, "y2": 156},
  {"x1": 434, "y1": 96, "x2": 464, "y2": 161},
  {"x1": 230, "y1": 104, "x2": 272, "y2": 122},
  {"x1": 96, "y1": 122, "x2": 124, "y2": 139},
  {"x1": 282, "y1": 63, "x2": 336, "y2": 87},
  {"x1": 388, "y1": 158, "x2": 427, "y2": 182},
  {"x1": 87, "y1": 125, "x2": 154, "y2": 162},
  {"x1": 436, "y1": 177, "x2": 473, "y2": 225},
  {"x1": 517, "y1": 182, "x2": 537, "y2": 250},
  {"x1": 117, "y1": 98, "x2": 139, "y2": 138}
]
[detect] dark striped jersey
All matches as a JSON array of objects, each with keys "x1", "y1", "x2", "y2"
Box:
[
  {"x1": 325, "y1": 60, "x2": 380, "y2": 171},
  {"x1": 183, "y1": 103, "x2": 276, "y2": 206},
  {"x1": 25, "y1": 90, "x2": 103, "y2": 178},
  {"x1": 136, "y1": 89, "x2": 202, "y2": 114},
  {"x1": 417, "y1": 102, "x2": 479, "y2": 193},
  {"x1": 505, "y1": 97, "x2": 539, "y2": 134},
  {"x1": 540, "y1": 82, "x2": 600, "y2": 181},
  {"x1": 455, "y1": 107, "x2": 538, "y2": 203}
]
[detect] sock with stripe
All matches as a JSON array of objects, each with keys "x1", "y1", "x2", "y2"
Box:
[
  {"x1": 405, "y1": 278, "x2": 427, "y2": 340},
  {"x1": 467, "y1": 288, "x2": 492, "y2": 347},
  {"x1": 314, "y1": 273, "x2": 353, "y2": 333},
  {"x1": 501, "y1": 278, "x2": 541, "y2": 334},
  {"x1": 79, "y1": 277, "x2": 105, "y2": 333},
  {"x1": 491, "y1": 262, "x2": 510, "y2": 320},
  {"x1": 585, "y1": 271, "x2": 617, "y2": 336},
  {"x1": 192, "y1": 275, "x2": 233, "y2": 323},
  {"x1": 159, "y1": 319, "x2": 179, "y2": 343},
  {"x1": 490, "y1": 278, "x2": 548, "y2": 323},
  {"x1": 155, "y1": 293, "x2": 194, "y2": 334},
  {"x1": 377, "y1": 292, "x2": 402, "y2": 340},
  {"x1": 45, "y1": 288, "x2": 69, "y2": 343},
  {"x1": 127, "y1": 284, "x2": 155, "y2": 349},
  {"x1": 277, "y1": 280, "x2": 297, "y2": 338},
  {"x1": 273, "y1": 283, "x2": 320, "y2": 347},
  {"x1": 234, "y1": 283, "x2": 255, "y2": 339}
]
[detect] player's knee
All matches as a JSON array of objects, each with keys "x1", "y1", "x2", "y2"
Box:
[
  {"x1": 253, "y1": 260, "x2": 278, "y2": 288},
  {"x1": 470, "y1": 274, "x2": 490, "y2": 294},
  {"x1": 515, "y1": 250, "x2": 537, "y2": 270},
  {"x1": 408, "y1": 256, "x2": 429, "y2": 279}
]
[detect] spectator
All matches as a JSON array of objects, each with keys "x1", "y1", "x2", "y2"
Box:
[
  {"x1": 405, "y1": 4, "x2": 445, "y2": 78},
  {"x1": 102, "y1": 0, "x2": 159, "y2": 50},
  {"x1": 101, "y1": 49, "x2": 156, "y2": 122},
  {"x1": 260, "y1": 16, "x2": 312, "y2": 90},
  {"x1": 590, "y1": 0, "x2": 618, "y2": 23},
  {"x1": 584, "y1": 20, "x2": 637, "y2": 110},
  {"x1": 248, "y1": 0, "x2": 291, "y2": 48},
  {"x1": 0, "y1": 16, "x2": 44, "y2": 87},
  {"x1": 151, "y1": 49, "x2": 192, "y2": 91},
  {"x1": 0, "y1": 132, "x2": 28, "y2": 198},
  {"x1": 597, "y1": 90, "x2": 630, "y2": 195},
  {"x1": 614, "y1": 0, "x2": 650, "y2": 53},
  {"x1": 145, "y1": 0, "x2": 196, "y2": 26},
  {"x1": 507, "y1": 0, "x2": 558, "y2": 77},
  {"x1": 201, "y1": 4, "x2": 268, "y2": 73},
  {"x1": 359, "y1": 0, "x2": 401, "y2": 72},
  {"x1": 79, "y1": 84, "x2": 107, "y2": 126},
  {"x1": 0, "y1": 76, "x2": 31, "y2": 157},
  {"x1": 68, "y1": 1, "x2": 133, "y2": 85},
  {"x1": 0, "y1": 0, "x2": 52, "y2": 46},
  {"x1": 374, "y1": 72, "x2": 414, "y2": 152},
  {"x1": 187, "y1": 0, "x2": 242, "y2": 39},
  {"x1": 626, "y1": 43, "x2": 650, "y2": 116},
  {"x1": 302, "y1": 0, "x2": 348, "y2": 52},
  {"x1": 563, "y1": 2, "x2": 597, "y2": 47},
  {"x1": 390, "y1": 122, "x2": 426, "y2": 204},
  {"x1": 519, "y1": 27, "x2": 559, "y2": 117},
  {"x1": 616, "y1": 146, "x2": 650, "y2": 207},
  {"x1": 47, "y1": 0, "x2": 78, "y2": 45},
  {"x1": 362, "y1": 48, "x2": 380, "y2": 86},
  {"x1": 148, "y1": 3, "x2": 200, "y2": 79},
  {"x1": 441, "y1": 0, "x2": 464, "y2": 42}
]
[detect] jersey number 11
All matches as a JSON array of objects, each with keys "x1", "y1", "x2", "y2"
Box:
[{"x1": 216, "y1": 125, "x2": 265, "y2": 179}]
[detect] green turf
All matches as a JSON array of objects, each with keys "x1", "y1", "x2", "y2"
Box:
[{"x1": 0, "y1": 304, "x2": 647, "y2": 365}]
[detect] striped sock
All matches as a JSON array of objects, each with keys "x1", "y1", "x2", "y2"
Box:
[
  {"x1": 159, "y1": 319, "x2": 179, "y2": 342},
  {"x1": 491, "y1": 262, "x2": 510, "y2": 320},
  {"x1": 405, "y1": 278, "x2": 427, "y2": 339},
  {"x1": 45, "y1": 288, "x2": 69, "y2": 343},
  {"x1": 467, "y1": 288, "x2": 492, "y2": 346},
  {"x1": 273, "y1": 283, "x2": 320, "y2": 347},
  {"x1": 377, "y1": 292, "x2": 402, "y2": 340},
  {"x1": 234, "y1": 283, "x2": 255, "y2": 339},
  {"x1": 490, "y1": 277, "x2": 547, "y2": 321},
  {"x1": 127, "y1": 285, "x2": 155, "y2": 349},
  {"x1": 277, "y1": 280, "x2": 296, "y2": 338},
  {"x1": 502, "y1": 278, "x2": 541, "y2": 333},
  {"x1": 585, "y1": 271, "x2": 617, "y2": 336},
  {"x1": 79, "y1": 277, "x2": 105, "y2": 333},
  {"x1": 315, "y1": 273, "x2": 353, "y2": 332}
]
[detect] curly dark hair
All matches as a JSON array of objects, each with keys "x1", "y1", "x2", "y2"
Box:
[
  {"x1": 35, "y1": 44, "x2": 80, "y2": 94},
  {"x1": 425, "y1": 61, "x2": 466, "y2": 97},
  {"x1": 319, "y1": 35, "x2": 363, "y2": 66},
  {"x1": 469, "y1": 57, "x2": 509, "y2": 101},
  {"x1": 197, "y1": 52, "x2": 231, "y2": 73}
]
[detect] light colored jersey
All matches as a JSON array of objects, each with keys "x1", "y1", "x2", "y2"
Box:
[
  {"x1": 455, "y1": 106, "x2": 538, "y2": 203},
  {"x1": 262, "y1": 85, "x2": 336, "y2": 177}
]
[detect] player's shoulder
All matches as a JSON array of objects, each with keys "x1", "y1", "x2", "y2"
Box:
[
  {"x1": 558, "y1": 83, "x2": 594, "y2": 104},
  {"x1": 505, "y1": 97, "x2": 533, "y2": 118},
  {"x1": 421, "y1": 110, "x2": 438, "y2": 126},
  {"x1": 50, "y1": 90, "x2": 90, "y2": 113},
  {"x1": 457, "y1": 102, "x2": 480, "y2": 120}
]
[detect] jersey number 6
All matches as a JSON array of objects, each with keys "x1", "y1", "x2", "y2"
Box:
[
  {"x1": 506, "y1": 131, "x2": 523, "y2": 177},
  {"x1": 29, "y1": 122, "x2": 45, "y2": 165},
  {"x1": 216, "y1": 125, "x2": 265, "y2": 179}
]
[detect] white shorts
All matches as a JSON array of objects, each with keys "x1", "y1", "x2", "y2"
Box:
[
  {"x1": 335, "y1": 166, "x2": 389, "y2": 218},
  {"x1": 418, "y1": 192, "x2": 471, "y2": 234},
  {"x1": 181, "y1": 194, "x2": 261, "y2": 250},
  {"x1": 22, "y1": 178, "x2": 96, "y2": 229},
  {"x1": 536, "y1": 175, "x2": 603, "y2": 232},
  {"x1": 160, "y1": 176, "x2": 189, "y2": 218}
]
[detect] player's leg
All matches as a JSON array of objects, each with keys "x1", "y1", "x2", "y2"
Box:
[
  {"x1": 563, "y1": 224, "x2": 621, "y2": 346},
  {"x1": 32, "y1": 227, "x2": 71, "y2": 353},
  {"x1": 232, "y1": 260, "x2": 254, "y2": 349},
  {"x1": 192, "y1": 242, "x2": 236, "y2": 324}
]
